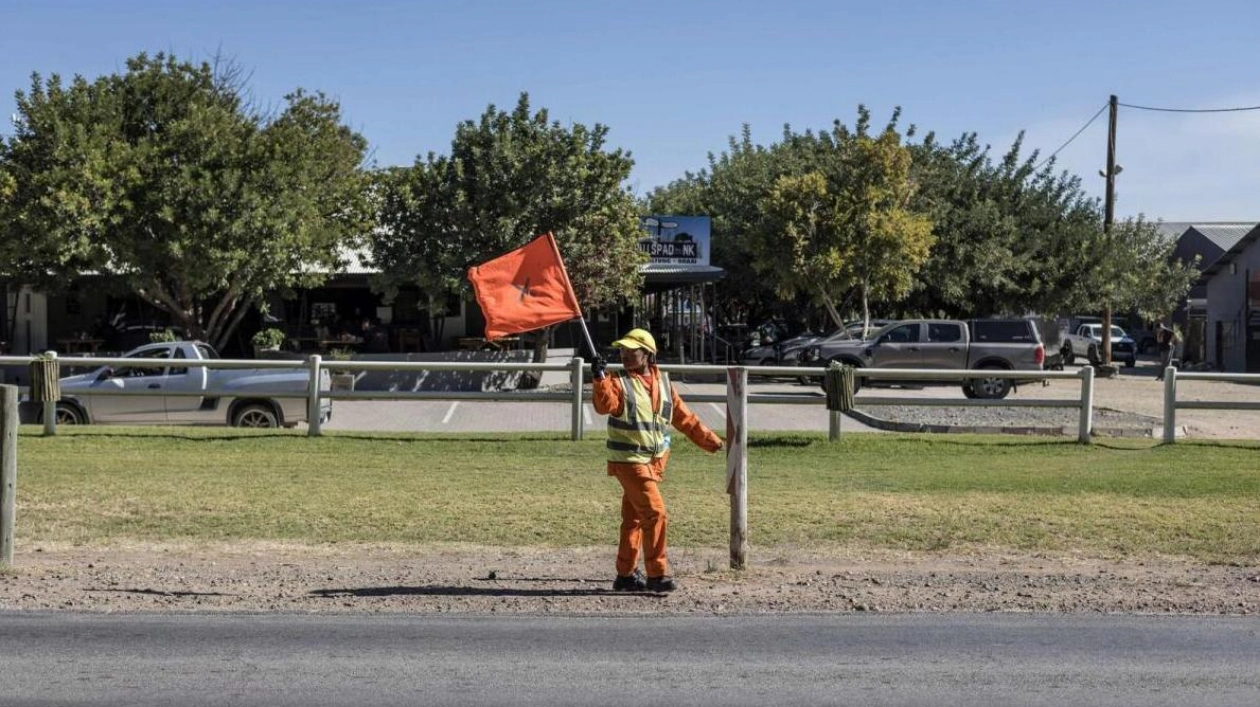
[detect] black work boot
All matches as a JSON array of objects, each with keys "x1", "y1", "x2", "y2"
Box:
[
  {"x1": 646, "y1": 575, "x2": 679, "y2": 593},
  {"x1": 612, "y1": 570, "x2": 647, "y2": 592}
]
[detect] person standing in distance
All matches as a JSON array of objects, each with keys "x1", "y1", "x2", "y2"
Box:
[
  {"x1": 592, "y1": 328, "x2": 724, "y2": 593},
  {"x1": 1155, "y1": 325, "x2": 1179, "y2": 381}
]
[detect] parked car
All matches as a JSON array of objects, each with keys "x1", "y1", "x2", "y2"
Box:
[
  {"x1": 1061, "y1": 323, "x2": 1136, "y2": 367},
  {"x1": 798, "y1": 319, "x2": 1045, "y2": 399},
  {"x1": 741, "y1": 320, "x2": 893, "y2": 380},
  {"x1": 53, "y1": 341, "x2": 331, "y2": 427}
]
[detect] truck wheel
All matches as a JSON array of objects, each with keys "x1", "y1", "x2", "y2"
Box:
[
  {"x1": 232, "y1": 403, "x2": 279, "y2": 428},
  {"x1": 55, "y1": 401, "x2": 87, "y2": 425},
  {"x1": 1125, "y1": 356, "x2": 1136, "y2": 368},
  {"x1": 962, "y1": 385, "x2": 979, "y2": 399},
  {"x1": 968, "y1": 367, "x2": 1012, "y2": 399}
]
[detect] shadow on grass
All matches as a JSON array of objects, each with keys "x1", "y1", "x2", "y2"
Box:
[
  {"x1": 746, "y1": 435, "x2": 1084, "y2": 450},
  {"x1": 748, "y1": 437, "x2": 816, "y2": 448},
  {"x1": 874, "y1": 436, "x2": 1085, "y2": 449},
  {"x1": 1148, "y1": 439, "x2": 1260, "y2": 451}
]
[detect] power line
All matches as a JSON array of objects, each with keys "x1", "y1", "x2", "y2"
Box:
[
  {"x1": 1034, "y1": 102, "x2": 1108, "y2": 170},
  {"x1": 1118, "y1": 101, "x2": 1260, "y2": 113}
]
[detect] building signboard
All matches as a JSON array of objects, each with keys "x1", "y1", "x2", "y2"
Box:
[{"x1": 639, "y1": 215, "x2": 711, "y2": 266}]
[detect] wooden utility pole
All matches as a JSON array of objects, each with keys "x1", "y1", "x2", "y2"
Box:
[
  {"x1": 1102, "y1": 94, "x2": 1119, "y2": 364},
  {"x1": 1, "y1": 385, "x2": 18, "y2": 566},
  {"x1": 726, "y1": 367, "x2": 748, "y2": 570}
]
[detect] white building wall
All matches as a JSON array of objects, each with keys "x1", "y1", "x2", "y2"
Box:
[{"x1": 1205, "y1": 240, "x2": 1260, "y2": 372}]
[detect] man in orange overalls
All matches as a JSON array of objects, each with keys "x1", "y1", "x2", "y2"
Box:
[{"x1": 592, "y1": 328, "x2": 723, "y2": 592}]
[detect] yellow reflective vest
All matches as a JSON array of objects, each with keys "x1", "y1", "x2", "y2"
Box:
[{"x1": 606, "y1": 370, "x2": 673, "y2": 464}]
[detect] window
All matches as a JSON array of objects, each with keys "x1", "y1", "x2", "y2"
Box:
[
  {"x1": 116, "y1": 348, "x2": 171, "y2": 378},
  {"x1": 169, "y1": 347, "x2": 188, "y2": 376},
  {"x1": 927, "y1": 323, "x2": 963, "y2": 343},
  {"x1": 971, "y1": 320, "x2": 1035, "y2": 342},
  {"x1": 881, "y1": 324, "x2": 920, "y2": 344}
]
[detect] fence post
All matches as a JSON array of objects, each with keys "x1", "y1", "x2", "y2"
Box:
[
  {"x1": 41, "y1": 351, "x2": 58, "y2": 436},
  {"x1": 1162, "y1": 368, "x2": 1177, "y2": 444},
  {"x1": 726, "y1": 366, "x2": 748, "y2": 570},
  {"x1": 570, "y1": 357, "x2": 584, "y2": 441},
  {"x1": 307, "y1": 354, "x2": 323, "y2": 438},
  {"x1": 1077, "y1": 365, "x2": 1094, "y2": 444},
  {"x1": 1, "y1": 385, "x2": 18, "y2": 566}
]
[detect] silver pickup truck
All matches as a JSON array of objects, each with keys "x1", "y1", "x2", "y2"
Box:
[
  {"x1": 798, "y1": 319, "x2": 1045, "y2": 399},
  {"x1": 54, "y1": 341, "x2": 331, "y2": 427}
]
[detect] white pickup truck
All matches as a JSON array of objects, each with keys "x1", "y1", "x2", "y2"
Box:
[
  {"x1": 1061, "y1": 323, "x2": 1137, "y2": 368},
  {"x1": 54, "y1": 341, "x2": 331, "y2": 427}
]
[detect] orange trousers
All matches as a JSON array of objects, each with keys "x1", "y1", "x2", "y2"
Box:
[{"x1": 615, "y1": 471, "x2": 669, "y2": 577}]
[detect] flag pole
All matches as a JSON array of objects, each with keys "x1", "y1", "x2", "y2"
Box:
[
  {"x1": 575, "y1": 316, "x2": 599, "y2": 360},
  {"x1": 545, "y1": 233, "x2": 601, "y2": 360}
]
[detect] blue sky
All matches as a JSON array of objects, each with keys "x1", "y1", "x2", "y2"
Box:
[{"x1": 3, "y1": 0, "x2": 1258, "y2": 220}]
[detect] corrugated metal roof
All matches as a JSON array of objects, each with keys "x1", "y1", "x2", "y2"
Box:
[
  {"x1": 1155, "y1": 221, "x2": 1193, "y2": 239},
  {"x1": 337, "y1": 245, "x2": 376, "y2": 274},
  {"x1": 1200, "y1": 225, "x2": 1260, "y2": 280},
  {"x1": 298, "y1": 245, "x2": 376, "y2": 275},
  {"x1": 1188, "y1": 224, "x2": 1255, "y2": 252}
]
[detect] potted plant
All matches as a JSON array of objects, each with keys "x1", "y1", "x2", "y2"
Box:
[
  {"x1": 326, "y1": 347, "x2": 357, "y2": 391},
  {"x1": 251, "y1": 327, "x2": 287, "y2": 357},
  {"x1": 149, "y1": 328, "x2": 180, "y2": 343}
]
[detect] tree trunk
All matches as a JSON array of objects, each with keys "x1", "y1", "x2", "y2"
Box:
[
  {"x1": 212, "y1": 298, "x2": 254, "y2": 351},
  {"x1": 819, "y1": 290, "x2": 845, "y2": 329},
  {"x1": 861, "y1": 285, "x2": 871, "y2": 339},
  {"x1": 518, "y1": 325, "x2": 552, "y2": 390}
]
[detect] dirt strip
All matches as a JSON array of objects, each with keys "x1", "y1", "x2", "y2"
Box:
[{"x1": 2, "y1": 542, "x2": 1256, "y2": 615}]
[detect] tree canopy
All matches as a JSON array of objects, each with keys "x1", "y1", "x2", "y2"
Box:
[
  {"x1": 370, "y1": 93, "x2": 645, "y2": 355},
  {"x1": 651, "y1": 111, "x2": 1197, "y2": 330},
  {"x1": 0, "y1": 52, "x2": 369, "y2": 348},
  {"x1": 755, "y1": 120, "x2": 934, "y2": 330}
]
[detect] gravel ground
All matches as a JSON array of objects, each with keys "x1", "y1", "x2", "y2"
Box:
[
  {"x1": 3, "y1": 542, "x2": 1257, "y2": 616},
  {"x1": 854, "y1": 403, "x2": 1160, "y2": 435}
]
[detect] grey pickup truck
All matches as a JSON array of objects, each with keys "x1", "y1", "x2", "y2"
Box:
[
  {"x1": 54, "y1": 341, "x2": 331, "y2": 427},
  {"x1": 798, "y1": 319, "x2": 1046, "y2": 399}
]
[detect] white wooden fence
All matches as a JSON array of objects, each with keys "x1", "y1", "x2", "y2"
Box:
[
  {"x1": 1161, "y1": 367, "x2": 1260, "y2": 443},
  {"x1": 1, "y1": 355, "x2": 1101, "y2": 443}
]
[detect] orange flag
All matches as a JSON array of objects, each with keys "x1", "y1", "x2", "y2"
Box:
[{"x1": 467, "y1": 233, "x2": 583, "y2": 340}]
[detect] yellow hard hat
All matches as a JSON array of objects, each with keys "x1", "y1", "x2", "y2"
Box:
[{"x1": 612, "y1": 328, "x2": 657, "y2": 354}]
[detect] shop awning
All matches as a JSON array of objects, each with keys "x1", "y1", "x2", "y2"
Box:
[{"x1": 641, "y1": 263, "x2": 727, "y2": 286}]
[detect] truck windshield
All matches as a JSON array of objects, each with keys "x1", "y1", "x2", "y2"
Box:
[{"x1": 196, "y1": 344, "x2": 220, "y2": 359}]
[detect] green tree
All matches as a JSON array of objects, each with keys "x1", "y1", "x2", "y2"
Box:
[
  {"x1": 369, "y1": 93, "x2": 645, "y2": 363},
  {"x1": 648, "y1": 125, "x2": 831, "y2": 331},
  {"x1": 1072, "y1": 215, "x2": 1199, "y2": 323},
  {"x1": 0, "y1": 52, "x2": 369, "y2": 349},
  {"x1": 906, "y1": 132, "x2": 1103, "y2": 317},
  {"x1": 754, "y1": 121, "x2": 935, "y2": 332}
]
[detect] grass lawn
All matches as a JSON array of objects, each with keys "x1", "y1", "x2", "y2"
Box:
[{"x1": 11, "y1": 427, "x2": 1260, "y2": 564}]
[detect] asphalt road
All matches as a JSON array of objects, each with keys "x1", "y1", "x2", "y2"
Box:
[
  {"x1": 320, "y1": 388, "x2": 867, "y2": 435},
  {"x1": 3, "y1": 613, "x2": 1257, "y2": 706},
  {"x1": 320, "y1": 371, "x2": 875, "y2": 435}
]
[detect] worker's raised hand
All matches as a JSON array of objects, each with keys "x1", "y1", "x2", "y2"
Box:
[{"x1": 591, "y1": 356, "x2": 608, "y2": 380}]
